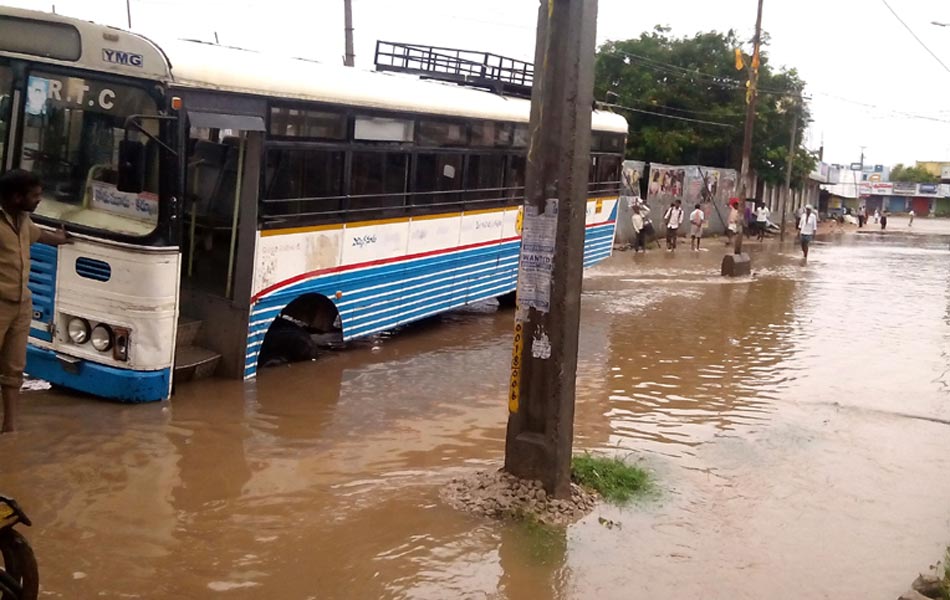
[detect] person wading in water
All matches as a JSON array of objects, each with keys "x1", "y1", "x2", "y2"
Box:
[{"x1": 0, "y1": 170, "x2": 70, "y2": 433}]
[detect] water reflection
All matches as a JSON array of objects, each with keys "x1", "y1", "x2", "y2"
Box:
[{"x1": 577, "y1": 252, "x2": 799, "y2": 459}]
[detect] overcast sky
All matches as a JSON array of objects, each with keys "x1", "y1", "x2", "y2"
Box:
[{"x1": 6, "y1": 0, "x2": 950, "y2": 168}]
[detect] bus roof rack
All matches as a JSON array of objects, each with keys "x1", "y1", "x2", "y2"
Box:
[{"x1": 374, "y1": 41, "x2": 534, "y2": 99}]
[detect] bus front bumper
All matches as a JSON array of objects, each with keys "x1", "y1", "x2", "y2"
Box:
[{"x1": 26, "y1": 345, "x2": 170, "y2": 403}]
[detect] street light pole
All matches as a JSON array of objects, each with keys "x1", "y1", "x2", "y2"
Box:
[{"x1": 504, "y1": 0, "x2": 598, "y2": 499}]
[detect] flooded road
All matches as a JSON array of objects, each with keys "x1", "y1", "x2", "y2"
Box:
[{"x1": 4, "y1": 219, "x2": 950, "y2": 599}]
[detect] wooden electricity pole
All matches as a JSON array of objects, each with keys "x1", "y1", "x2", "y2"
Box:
[
  {"x1": 504, "y1": 0, "x2": 598, "y2": 499},
  {"x1": 779, "y1": 96, "x2": 800, "y2": 242},
  {"x1": 734, "y1": 0, "x2": 765, "y2": 255},
  {"x1": 343, "y1": 0, "x2": 355, "y2": 67}
]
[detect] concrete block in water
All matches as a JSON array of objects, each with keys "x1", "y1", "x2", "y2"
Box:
[{"x1": 721, "y1": 253, "x2": 752, "y2": 277}]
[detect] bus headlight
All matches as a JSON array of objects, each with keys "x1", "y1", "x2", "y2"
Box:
[
  {"x1": 91, "y1": 324, "x2": 114, "y2": 352},
  {"x1": 67, "y1": 318, "x2": 90, "y2": 344}
]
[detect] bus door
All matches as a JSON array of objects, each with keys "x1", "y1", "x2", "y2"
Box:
[{"x1": 177, "y1": 94, "x2": 265, "y2": 378}]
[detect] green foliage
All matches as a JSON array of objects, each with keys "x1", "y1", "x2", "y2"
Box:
[
  {"x1": 594, "y1": 28, "x2": 817, "y2": 188},
  {"x1": 571, "y1": 454, "x2": 651, "y2": 504},
  {"x1": 890, "y1": 163, "x2": 939, "y2": 183}
]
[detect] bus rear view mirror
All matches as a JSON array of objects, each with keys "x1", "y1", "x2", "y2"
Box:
[{"x1": 117, "y1": 139, "x2": 145, "y2": 194}]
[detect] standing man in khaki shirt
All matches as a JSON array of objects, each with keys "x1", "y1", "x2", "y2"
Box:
[{"x1": 0, "y1": 169, "x2": 69, "y2": 433}]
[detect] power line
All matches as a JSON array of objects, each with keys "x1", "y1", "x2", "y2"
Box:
[
  {"x1": 612, "y1": 49, "x2": 803, "y2": 98},
  {"x1": 598, "y1": 102, "x2": 736, "y2": 128},
  {"x1": 879, "y1": 0, "x2": 950, "y2": 75},
  {"x1": 618, "y1": 96, "x2": 743, "y2": 118},
  {"x1": 610, "y1": 49, "x2": 950, "y2": 125},
  {"x1": 813, "y1": 91, "x2": 950, "y2": 124}
]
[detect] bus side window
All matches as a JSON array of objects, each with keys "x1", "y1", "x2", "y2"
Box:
[
  {"x1": 412, "y1": 153, "x2": 462, "y2": 211},
  {"x1": 594, "y1": 155, "x2": 622, "y2": 195},
  {"x1": 465, "y1": 154, "x2": 505, "y2": 205},
  {"x1": 262, "y1": 147, "x2": 344, "y2": 218},
  {"x1": 589, "y1": 155, "x2": 597, "y2": 191},
  {"x1": 349, "y1": 151, "x2": 408, "y2": 214},
  {"x1": 416, "y1": 120, "x2": 467, "y2": 147},
  {"x1": 505, "y1": 155, "x2": 526, "y2": 200}
]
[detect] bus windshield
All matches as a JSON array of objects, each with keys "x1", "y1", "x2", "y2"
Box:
[{"x1": 18, "y1": 71, "x2": 160, "y2": 237}]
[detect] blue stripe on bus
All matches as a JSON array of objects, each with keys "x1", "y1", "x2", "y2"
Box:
[
  {"x1": 242, "y1": 274, "x2": 518, "y2": 378},
  {"x1": 342, "y1": 274, "x2": 518, "y2": 339},
  {"x1": 244, "y1": 266, "x2": 519, "y2": 361},
  {"x1": 249, "y1": 241, "x2": 520, "y2": 322},
  {"x1": 28, "y1": 243, "x2": 57, "y2": 343},
  {"x1": 27, "y1": 345, "x2": 169, "y2": 403},
  {"x1": 256, "y1": 238, "x2": 522, "y2": 310},
  {"x1": 243, "y1": 221, "x2": 616, "y2": 379}
]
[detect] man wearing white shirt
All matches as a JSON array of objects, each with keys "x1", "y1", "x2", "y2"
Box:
[
  {"x1": 664, "y1": 199, "x2": 684, "y2": 251},
  {"x1": 798, "y1": 204, "x2": 819, "y2": 259},
  {"x1": 754, "y1": 202, "x2": 771, "y2": 241},
  {"x1": 688, "y1": 203, "x2": 705, "y2": 251}
]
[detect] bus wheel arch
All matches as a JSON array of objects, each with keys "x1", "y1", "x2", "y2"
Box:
[
  {"x1": 280, "y1": 293, "x2": 342, "y2": 333},
  {"x1": 257, "y1": 293, "x2": 343, "y2": 367}
]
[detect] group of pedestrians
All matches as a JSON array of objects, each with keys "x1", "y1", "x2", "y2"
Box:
[
  {"x1": 631, "y1": 199, "x2": 820, "y2": 260},
  {"x1": 630, "y1": 199, "x2": 708, "y2": 253}
]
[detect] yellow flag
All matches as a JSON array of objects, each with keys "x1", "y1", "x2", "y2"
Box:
[{"x1": 734, "y1": 48, "x2": 744, "y2": 71}]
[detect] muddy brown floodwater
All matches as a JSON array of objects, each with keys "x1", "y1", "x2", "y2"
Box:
[{"x1": 3, "y1": 217, "x2": 950, "y2": 599}]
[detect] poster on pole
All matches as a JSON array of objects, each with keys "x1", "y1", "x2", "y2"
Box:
[{"x1": 517, "y1": 198, "x2": 558, "y2": 314}]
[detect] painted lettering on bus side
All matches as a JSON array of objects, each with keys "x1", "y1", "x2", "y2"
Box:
[
  {"x1": 351, "y1": 235, "x2": 378, "y2": 248},
  {"x1": 102, "y1": 49, "x2": 144, "y2": 68},
  {"x1": 475, "y1": 219, "x2": 503, "y2": 230}
]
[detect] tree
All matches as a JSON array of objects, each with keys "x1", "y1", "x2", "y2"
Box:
[
  {"x1": 594, "y1": 27, "x2": 817, "y2": 188},
  {"x1": 890, "y1": 163, "x2": 938, "y2": 183}
]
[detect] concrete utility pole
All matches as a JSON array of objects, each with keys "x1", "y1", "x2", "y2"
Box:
[
  {"x1": 504, "y1": 0, "x2": 598, "y2": 499},
  {"x1": 343, "y1": 0, "x2": 355, "y2": 67},
  {"x1": 723, "y1": 0, "x2": 763, "y2": 276},
  {"x1": 779, "y1": 96, "x2": 800, "y2": 242},
  {"x1": 735, "y1": 0, "x2": 764, "y2": 254}
]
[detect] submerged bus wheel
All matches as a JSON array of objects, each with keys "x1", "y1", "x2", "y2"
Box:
[
  {"x1": 258, "y1": 317, "x2": 319, "y2": 367},
  {"x1": 258, "y1": 294, "x2": 343, "y2": 367},
  {"x1": 496, "y1": 291, "x2": 517, "y2": 308}
]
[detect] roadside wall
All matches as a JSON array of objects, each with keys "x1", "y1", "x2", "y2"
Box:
[{"x1": 616, "y1": 160, "x2": 738, "y2": 245}]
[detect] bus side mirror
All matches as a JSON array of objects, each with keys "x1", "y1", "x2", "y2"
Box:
[{"x1": 117, "y1": 140, "x2": 145, "y2": 194}]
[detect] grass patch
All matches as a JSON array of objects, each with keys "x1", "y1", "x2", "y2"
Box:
[{"x1": 571, "y1": 454, "x2": 651, "y2": 504}]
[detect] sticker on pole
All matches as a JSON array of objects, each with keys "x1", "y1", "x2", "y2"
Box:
[
  {"x1": 531, "y1": 330, "x2": 551, "y2": 360},
  {"x1": 516, "y1": 198, "x2": 558, "y2": 313},
  {"x1": 509, "y1": 321, "x2": 524, "y2": 413}
]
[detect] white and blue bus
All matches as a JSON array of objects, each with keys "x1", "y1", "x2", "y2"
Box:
[{"x1": 0, "y1": 7, "x2": 627, "y2": 402}]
